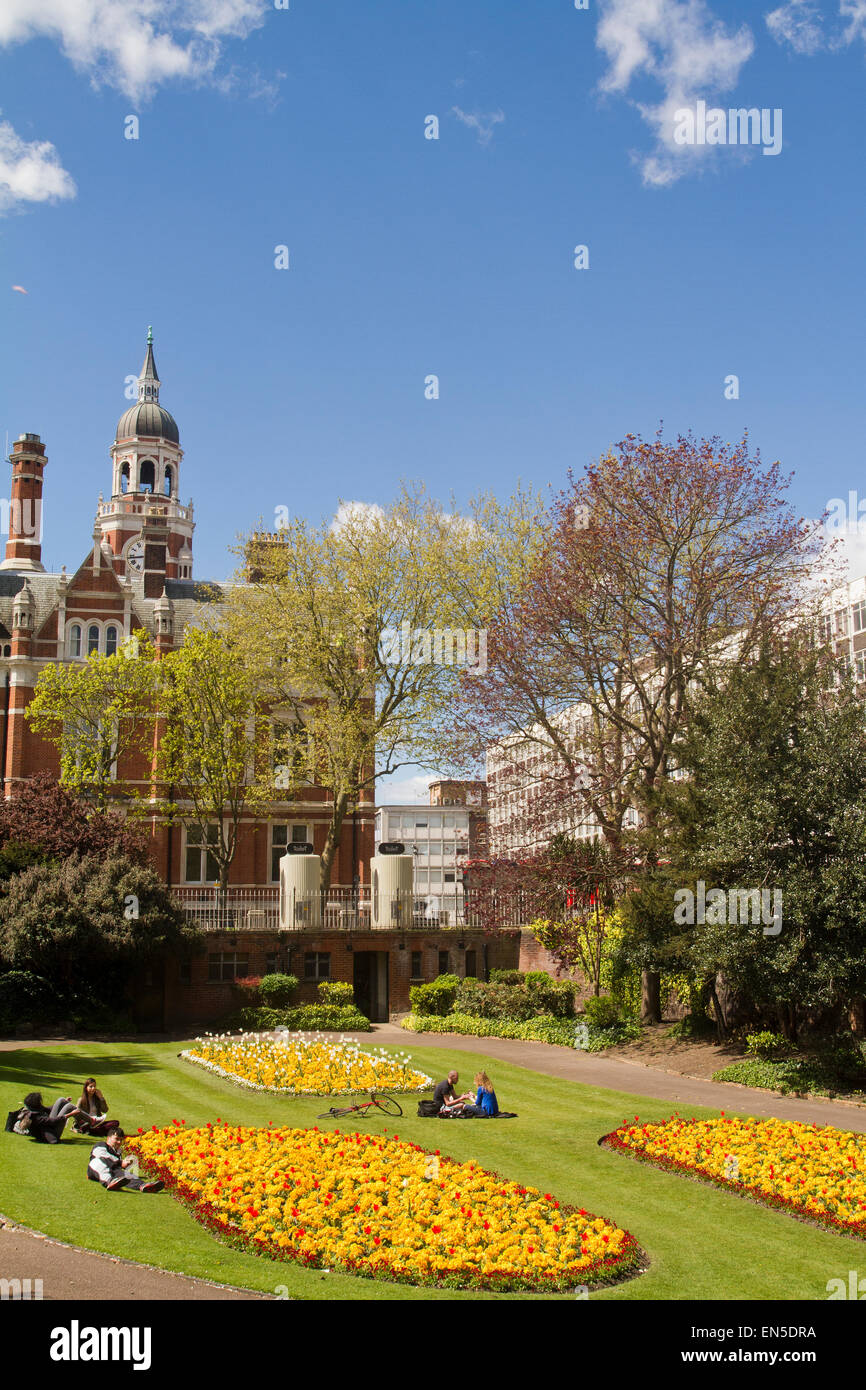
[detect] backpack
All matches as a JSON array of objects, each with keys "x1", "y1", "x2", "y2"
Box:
[
  {"x1": 6, "y1": 1108, "x2": 31, "y2": 1135},
  {"x1": 416, "y1": 1100, "x2": 440, "y2": 1117}
]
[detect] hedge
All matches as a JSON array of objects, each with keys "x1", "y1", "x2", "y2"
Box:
[{"x1": 223, "y1": 1004, "x2": 371, "y2": 1032}]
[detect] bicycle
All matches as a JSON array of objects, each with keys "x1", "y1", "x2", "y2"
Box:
[{"x1": 317, "y1": 1091, "x2": 403, "y2": 1120}]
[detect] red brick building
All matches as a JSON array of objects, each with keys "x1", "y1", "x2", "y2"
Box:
[{"x1": 1, "y1": 332, "x2": 521, "y2": 1029}]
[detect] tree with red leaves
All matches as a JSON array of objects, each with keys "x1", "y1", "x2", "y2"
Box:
[
  {"x1": 0, "y1": 773, "x2": 147, "y2": 878},
  {"x1": 449, "y1": 430, "x2": 826, "y2": 1018}
]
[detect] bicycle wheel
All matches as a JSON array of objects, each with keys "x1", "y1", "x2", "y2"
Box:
[
  {"x1": 373, "y1": 1094, "x2": 403, "y2": 1117},
  {"x1": 317, "y1": 1107, "x2": 353, "y2": 1119}
]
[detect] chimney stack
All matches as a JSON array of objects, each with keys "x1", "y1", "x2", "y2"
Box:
[{"x1": 0, "y1": 433, "x2": 46, "y2": 572}]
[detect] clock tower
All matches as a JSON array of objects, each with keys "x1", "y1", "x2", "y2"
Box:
[{"x1": 96, "y1": 329, "x2": 195, "y2": 583}]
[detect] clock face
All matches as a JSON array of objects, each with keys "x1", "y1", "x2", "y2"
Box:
[{"x1": 126, "y1": 539, "x2": 144, "y2": 573}]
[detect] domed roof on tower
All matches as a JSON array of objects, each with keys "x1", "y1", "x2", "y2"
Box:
[{"x1": 115, "y1": 328, "x2": 179, "y2": 444}]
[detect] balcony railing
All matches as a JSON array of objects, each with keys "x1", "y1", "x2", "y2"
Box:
[{"x1": 171, "y1": 884, "x2": 527, "y2": 932}]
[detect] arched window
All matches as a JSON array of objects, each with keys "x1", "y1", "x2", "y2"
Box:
[
  {"x1": 139, "y1": 459, "x2": 155, "y2": 493},
  {"x1": 88, "y1": 625, "x2": 100, "y2": 655},
  {"x1": 163, "y1": 465, "x2": 173, "y2": 497},
  {"x1": 105, "y1": 626, "x2": 118, "y2": 657},
  {"x1": 68, "y1": 624, "x2": 82, "y2": 658},
  {"x1": 120, "y1": 462, "x2": 130, "y2": 495}
]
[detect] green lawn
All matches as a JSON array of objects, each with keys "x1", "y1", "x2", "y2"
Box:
[{"x1": 0, "y1": 1039, "x2": 857, "y2": 1301}]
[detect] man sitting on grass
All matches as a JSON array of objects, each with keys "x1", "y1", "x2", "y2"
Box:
[
  {"x1": 433, "y1": 1069, "x2": 473, "y2": 1116},
  {"x1": 86, "y1": 1124, "x2": 163, "y2": 1193}
]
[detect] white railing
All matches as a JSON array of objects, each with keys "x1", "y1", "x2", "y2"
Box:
[{"x1": 172, "y1": 884, "x2": 474, "y2": 932}]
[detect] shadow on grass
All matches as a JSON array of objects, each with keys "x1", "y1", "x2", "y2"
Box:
[{"x1": 0, "y1": 1047, "x2": 163, "y2": 1091}]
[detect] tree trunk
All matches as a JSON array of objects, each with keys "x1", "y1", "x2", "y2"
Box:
[
  {"x1": 320, "y1": 792, "x2": 350, "y2": 890},
  {"x1": 709, "y1": 979, "x2": 727, "y2": 1040},
  {"x1": 640, "y1": 969, "x2": 661, "y2": 1023}
]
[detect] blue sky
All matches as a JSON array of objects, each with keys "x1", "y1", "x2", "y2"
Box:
[{"x1": 1, "y1": 0, "x2": 865, "y2": 797}]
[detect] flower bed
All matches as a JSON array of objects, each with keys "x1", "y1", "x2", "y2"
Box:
[
  {"x1": 181, "y1": 1033, "x2": 432, "y2": 1095},
  {"x1": 128, "y1": 1121, "x2": 641, "y2": 1292},
  {"x1": 602, "y1": 1113, "x2": 866, "y2": 1238}
]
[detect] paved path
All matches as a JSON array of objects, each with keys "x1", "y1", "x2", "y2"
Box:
[{"x1": 0, "y1": 1222, "x2": 272, "y2": 1301}]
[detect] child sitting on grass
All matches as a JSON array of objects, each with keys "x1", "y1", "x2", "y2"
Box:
[{"x1": 86, "y1": 1124, "x2": 163, "y2": 1193}]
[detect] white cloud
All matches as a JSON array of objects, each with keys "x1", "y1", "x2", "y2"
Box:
[
  {"x1": 376, "y1": 773, "x2": 433, "y2": 806},
  {"x1": 840, "y1": 0, "x2": 866, "y2": 42},
  {"x1": 0, "y1": 0, "x2": 269, "y2": 102},
  {"x1": 450, "y1": 106, "x2": 505, "y2": 147},
  {"x1": 0, "y1": 119, "x2": 76, "y2": 214},
  {"x1": 596, "y1": 0, "x2": 755, "y2": 187},
  {"x1": 766, "y1": 1, "x2": 826, "y2": 54},
  {"x1": 330, "y1": 501, "x2": 386, "y2": 535}
]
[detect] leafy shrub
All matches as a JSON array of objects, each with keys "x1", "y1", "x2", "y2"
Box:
[
  {"x1": 317, "y1": 980, "x2": 354, "y2": 1007},
  {"x1": 488, "y1": 969, "x2": 525, "y2": 986},
  {"x1": 409, "y1": 974, "x2": 460, "y2": 1017},
  {"x1": 401, "y1": 1012, "x2": 641, "y2": 1051},
  {"x1": 224, "y1": 1004, "x2": 371, "y2": 1032},
  {"x1": 525, "y1": 975, "x2": 576, "y2": 1019},
  {"x1": 451, "y1": 980, "x2": 533, "y2": 1022},
  {"x1": 259, "y1": 973, "x2": 299, "y2": 1007},
  {"x1": 0, "y1": 970, "x2": 59, "y2": 1030},
  {"x1": 745, "y1": 1030, "x2": 788, "y2": 1059},
  {"x1": 582, "y1": 994, "x2": 621, "y2": 1028},
  {"x1": 715, "y1": 1036, "x2": 866, "y2": 1096},
  {"x1": 581, "y1": 1020, "x2": 642, "y2": 1051}
]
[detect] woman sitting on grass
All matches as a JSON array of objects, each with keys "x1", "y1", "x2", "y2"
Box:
[
  {"x1": 86, "y1": 1125, "x2": 163, "y2": 1193},
  {"x1": 73, "y1": 1078, "x2": 113, "y2": 1136},
  {"x1": 463, "y1": 1071, "x2": 500, "y2": 1119},
  {"x1": 13, "y1": 1092, "x2": 84, "y2": 1144}
]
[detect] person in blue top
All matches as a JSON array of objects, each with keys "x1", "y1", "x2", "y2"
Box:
[{"x1": 463, "y1": 1071, "x2": 499, "y2": 1119}]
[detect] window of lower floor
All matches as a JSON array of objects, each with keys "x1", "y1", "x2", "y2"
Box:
[
  {"x1": 304, "y1": 952, "x2": 330, "y2": 981},
  {"x1": 208, "y1": 952, "x2": 249, "y2": 982},
  {"x1": 464, "y1": 950, "x2": 477, "y2": 978},
  {"x1": 411, "y1": 950, "x2": 423, "y2": 978},
  {"x1": 438, "y1": 950, "x2": 450, "y2": 976}
]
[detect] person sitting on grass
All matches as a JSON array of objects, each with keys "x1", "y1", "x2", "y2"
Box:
[
  {"x1": 433, "y1": 1069, "x2": 473, "y2": 1116},
  {"x1": 461, "y1": 1071, "x2": 500, "y2": 1119},
  {"x1": 14, "y1": 1092, "x2": 85, "y2": 1144},
  {"x1": 86, "y1": 1124, "x2": 163, "y2": 1193},
  {"x1": 73, "y1": 1078, "x2": 113, "y2": 1136}
]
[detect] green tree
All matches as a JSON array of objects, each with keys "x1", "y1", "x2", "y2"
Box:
[
  {"x1": 0, "y1": 852, "x2": 200, "y2": 1005},
  {"x1": 619, "y1": 636, "x2": 866, "y2": 1040},
  {"x1": 25, "y1": 631, "x2": 158, "y2": 811},
  {"x1": 226, "y1": 485, "x2": 502, "y2": 888},
  {"x1": 155, "y1": 625, "x2": 268, "y2": 895}
]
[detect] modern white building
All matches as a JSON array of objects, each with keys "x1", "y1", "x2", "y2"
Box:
[{"x1": 375, "y1": 779, "x2": 488, "y2": 917}]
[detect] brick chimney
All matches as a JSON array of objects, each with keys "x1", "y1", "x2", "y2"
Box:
[{"x1": 0, "y1": 433, "x2": 46, "y2": 572}]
